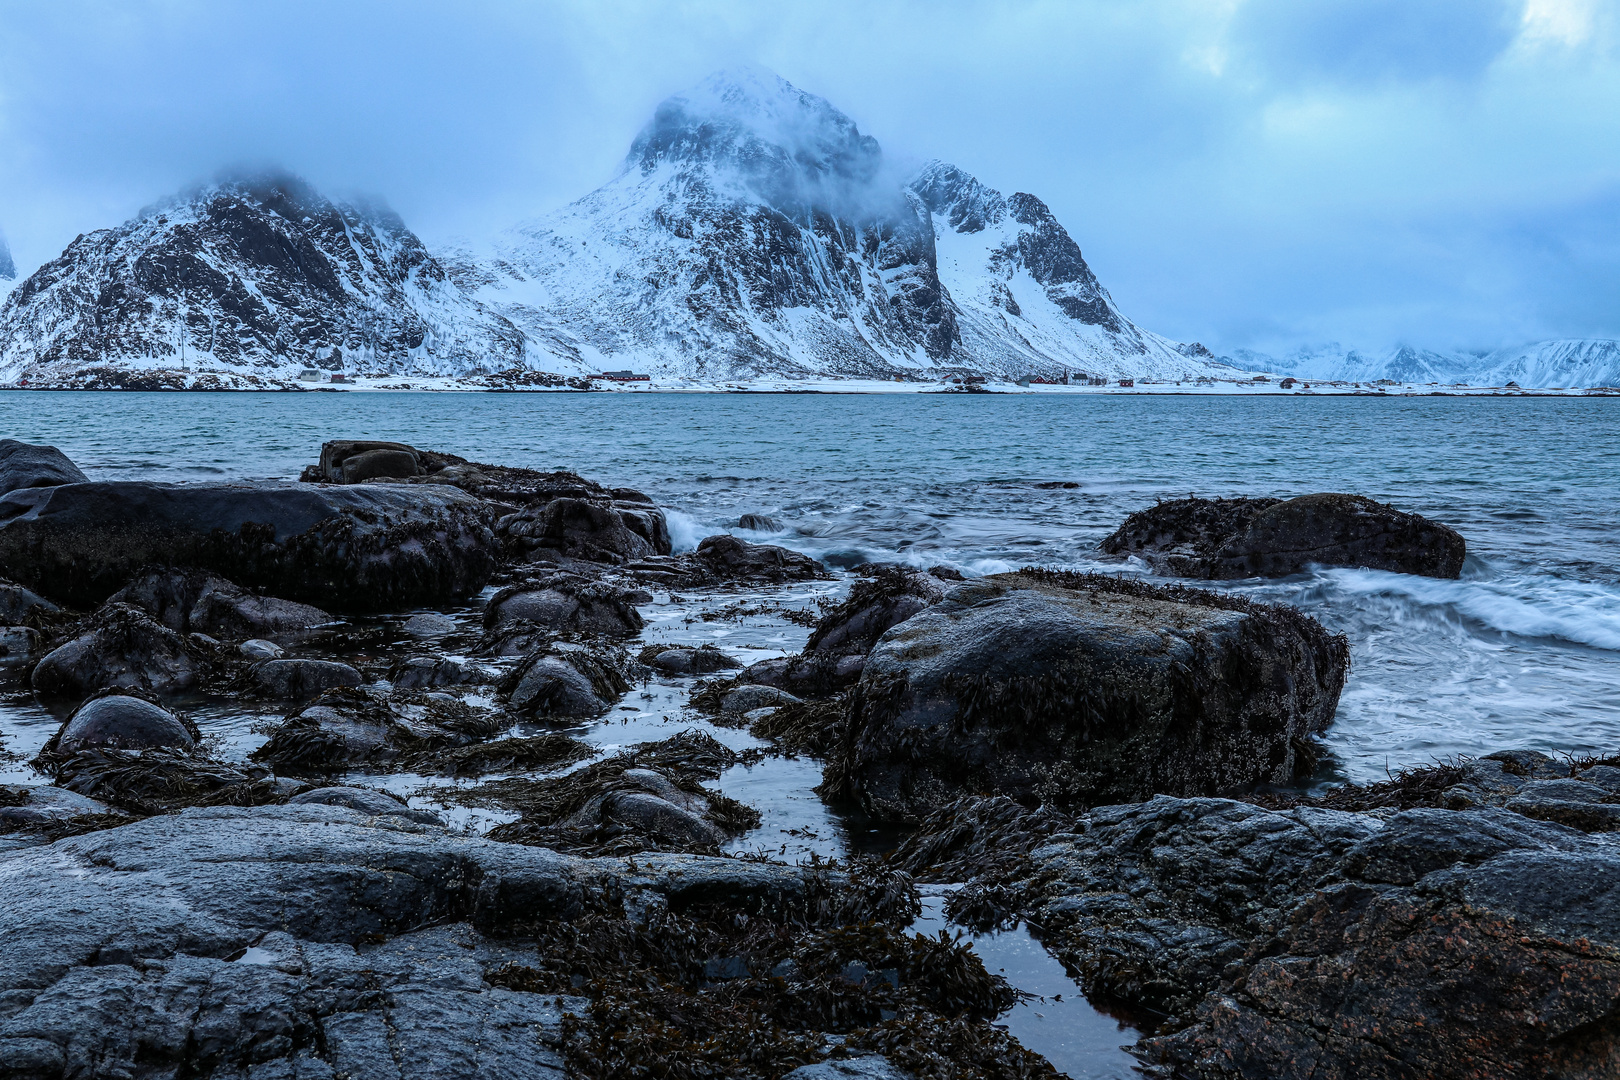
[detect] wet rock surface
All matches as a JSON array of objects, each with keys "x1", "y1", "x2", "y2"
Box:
[
  {"x1": 502, "y1": 643, "x2": 633, "y2": 720},
  {"x1": 831, "y1": 569, "x2": 1348, "y2": 822},
  {"x1": 484, "y1": 576, "x2": 646, "y2": 636},
  {"x1": 54, "y1": 694, "x2": 195, "y2": 754},
  {"x1": 252, "y1": 686, "x2": 509, "y2": 774},
  {"x1": 249, "y1": 657, "x2": 364, "y2": 699},
  {"x1": 894, "y1": 748, "x2": 1620, "y2": 1080},
  {"x1": 0, "y1": 439, "x2": 88, "y2": 495},
  {"x1": 109, "y1": 566, "x2": 331, "y2": 640},
  {"x1": 0, "y1": 802, "x2": 1040, "y2": 1080},
  {"x1": 1100, "y1": 492, "x2": 1467, "y2": 579},
  {"x1": 441, "y1": 732, "x2": 760, "y2": 857},
  {"x1": 30, "y1": 604, "x2": 205, "y2": 699},
  {"x1": 0, "y1": 474, "x2": 498, "y2": 610}
]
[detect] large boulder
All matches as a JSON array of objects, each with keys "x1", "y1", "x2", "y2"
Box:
[
  {"x1": 309, "y1": 439, "x2": 425, "y2": 483},
  {"x1": 251, "y1": 686, "x2": 507, "y2": 773},
  {"x1": 1100, "y1": 493, "x2": 1467, "y2": 579},
  {"x1": 832, "y1": 569, "x2": 1348, "y2": 822},
  {"x1": 483, "y1": 577, "x2": 645, "y2": 636},
  {"x1": 55, "y1": 695, "x2": 195, "y2": 754},
  {"x1": 687, "y1": 534, "x2": 823, "y2": 584},
  {"x1": 30, "y1": 605, "x2": 202, "y2": 699},
  {"x1": 503, "y1": 644, "x2": 632, "y2": 720},
  {"x1": 0, "y1": 580, "x2": 58, "y2": 624},
  {"x1": 0, "y1": 480, "x2": 498, "y2": 610},
  {"x1": 109, "y1": 566, "x2": 331, "y2": 640},
  {"x1": 0, "y1": 439, "x2": 88, "y2": 495},
  {"x1": 250, "y1": 658, "x2": 364, "y2": 700},
  {"x1": 737, "y1": 566, "x2": 951, "y2": 698},
  {"x1": 1135, "y1": 806, "x2": 1620, "y2": 1079}
]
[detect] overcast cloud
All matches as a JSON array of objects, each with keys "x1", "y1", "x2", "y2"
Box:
[{"x1": 1, "y1": 0, "x2": 1616, "y2": 354}]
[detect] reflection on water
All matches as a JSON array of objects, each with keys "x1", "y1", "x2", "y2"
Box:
[{"x1": 911, "y1": 889, "x2": 1142, "y2": 1080}]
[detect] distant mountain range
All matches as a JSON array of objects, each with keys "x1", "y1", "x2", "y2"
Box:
[
  {"x1": 1236, "y1": 341, "x2": 1620, "y2": 388},
  {"x1": 0, "y1": 70, "x2": 1233, "y2": 387},
  {"x1": 0, "y1": 70, "x2": 1613, "y2": 388}
]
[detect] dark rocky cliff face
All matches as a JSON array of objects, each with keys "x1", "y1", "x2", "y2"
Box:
[{"x1": 0, "y1": 173, "x2": 524, "y2": 382}]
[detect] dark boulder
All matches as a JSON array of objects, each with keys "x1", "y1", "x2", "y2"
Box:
[
  {"x1": 806, "y1": 567, "x2": 949, "y2": 659},
  {"x1": 738, "y1": 513, "x2": 782, "y2": 531},
  {"x1": 56, "y1": 694, "x2": 195, "y2": 754},
  {"x1": 638, "y1": 643, "x2": 743, "y2": 676},
  {"x1": 252, "y1": 686, "x2": 508, "y2": 773},
  {"x1": 831, "y1": 569, "x2": 1348, "y2": 822},
  {"x1": 389, "y1": 655, "x2": 499, "y2": 689},
  {"x1": 1100, "y1": 493, "x2": 1466, "y2": 579},
  {"x1": 500, "y1": 496, "x2": 667, "y2": 564},
  {"x1": 503, "y1": 645, "x2": 633, "y2": 720},
  {"x1": 1137, "y1": 806, "x2": 1620, "y2": 1080},
  {"x1": 0, "y1": 439, "x2": 88, "y2": 495},
  {"x1": 31, "y1": 604, "x2": 202, "y2": 699},
  {"x1": 462, "y1": 732, "x2": 761, "y2": 856},
  {"x1": 0, "y1": 480, "x2": 497, "y2": 610},
  {"x1": 250, "y1": 658, "x2": 363, "y2": 700},
  {"x1": 109, "y1": 566, "x2": 331, "y2": 640},
  {"x1": 484, "y1": 577, "x2": 645, "y2": 636},
  {"x1": 306, "y1": 439, "x2": 424, "y2": 483},
  {"x1": 0, "y1": 579, "x2": 59, "y2": 623},
  {"x1": 0, "y1": 625, "x2": 40, "y2": 676},
  {"x1": 694, "y1": 534, "x2": 823, "y2": 583}
]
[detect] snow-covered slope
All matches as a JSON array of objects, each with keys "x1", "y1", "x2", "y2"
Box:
[
  {"x1": 1478, "y1": 340, "x2": 1620, "y2": 388},
  {"x1": 1252, "y1": 339, "x2": 1620, "y2": 387},
  {"x1": 911, "y1": 162, "x2": 1224, "y2": 379},
  {"x1": 0, "y1": 173, "x2": 526, "y2": 385},
  {"x1": 469, "y1": 69, "x2": 1230, "y2": 381}
]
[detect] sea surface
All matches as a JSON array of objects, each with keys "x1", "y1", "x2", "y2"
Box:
[
  {"x1": 4, "y1": 390, "x2": 1616, "y2": 780},
  {"x1": 2, "y1": 390, "x2": 1617, "y2": 1078}
]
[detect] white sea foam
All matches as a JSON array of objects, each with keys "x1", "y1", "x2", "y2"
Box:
[
  {"x1": 1319, "y1": 568, "x2": 1620, "y2": 652},
  {"x1": 664, "y1": 509, "x2": 704, "y2": 553}
]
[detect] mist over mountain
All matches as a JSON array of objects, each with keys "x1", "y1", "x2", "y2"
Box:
[
  {"x1": 466, "y1": 69, "x2": 1223, "y2": 381},
  {"x1": 0, "y1": 69, "x2": 1612, "y2": 388},
  {"x1": 0, "y1": 173, "x2": 524, "y2": 384},
  {"x1": 0, "y1": 230, "x2": 15, "y2": 281}
]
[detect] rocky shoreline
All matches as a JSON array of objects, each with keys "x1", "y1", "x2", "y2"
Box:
[{"x1": 0, "y1": 439, "x2": 1614, "y2": 1079}]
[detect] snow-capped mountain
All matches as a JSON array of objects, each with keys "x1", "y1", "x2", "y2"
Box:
[
  {"x1": 0, "y1": 231, "x2": 15, "y2": 283},
  {"x1": 0, "y1": 173, "x2": 525, "y2": 385},
  {"x1": 467, "y1": 69, "x2": 1229, "y2": 381},
  {"x1": 1249, "y1": 339, "x2": 1620, "y2": 388},
  {"x1": 1476, "y1": 340, "x2": 1620, "y2": 388}
]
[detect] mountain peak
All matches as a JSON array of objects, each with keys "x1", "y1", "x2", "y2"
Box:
[
  {"x1": 626, "y1": 68, "x2": 882, "y2": 195},
  {"x1": 0, "y1": 229, "x2": 14, "y2": 281}
]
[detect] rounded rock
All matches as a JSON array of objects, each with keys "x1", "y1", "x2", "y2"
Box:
[{"x1": 58, "y1": 696, "x2": 194, "y2": 754}]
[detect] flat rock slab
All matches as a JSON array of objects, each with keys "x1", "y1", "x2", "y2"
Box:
[
  {"x1": 0, "y1": 805, "x2": 816, "y2": 1078},
  {"x1": 836, "y1": 571, "x2": 1348, "y2": 821},
  {"x1": 0, "y1": 481, "x2": 497, "y2": 610}
]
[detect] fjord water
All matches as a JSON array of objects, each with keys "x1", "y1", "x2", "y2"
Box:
[{"x1": 4, "y1": 389, "x2": 1616, "y2": 782}]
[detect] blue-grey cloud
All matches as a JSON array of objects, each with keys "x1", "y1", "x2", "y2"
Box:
[{"x1": 1, "y1": 0, "x2": 1616, "y2": 354}]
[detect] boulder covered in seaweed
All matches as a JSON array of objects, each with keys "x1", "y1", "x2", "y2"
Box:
[
  {"x1": 1100, "y1": 493, "x2": 1467, "y2": 579},
  {"x1": 109, "y1": 566, "x2": 332, "y2": 640},
  {"x1": 0, "y1": 479, "x2": 499, "y2": 610},
  {"x1": 829, "y1": 569, "x2": 1349, "y2": 822},
  {"x1": 30, "y1": 604, "x2": 205, "y2": 700}
]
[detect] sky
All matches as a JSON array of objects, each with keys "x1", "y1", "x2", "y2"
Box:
[{"x1": 0, "y1": 0, "x2": 1616, "y2": 356}]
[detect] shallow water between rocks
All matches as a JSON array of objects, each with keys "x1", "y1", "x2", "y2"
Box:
[{"x1": 2, "y1": 390, "x2": 1617, "y2": 1076}]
